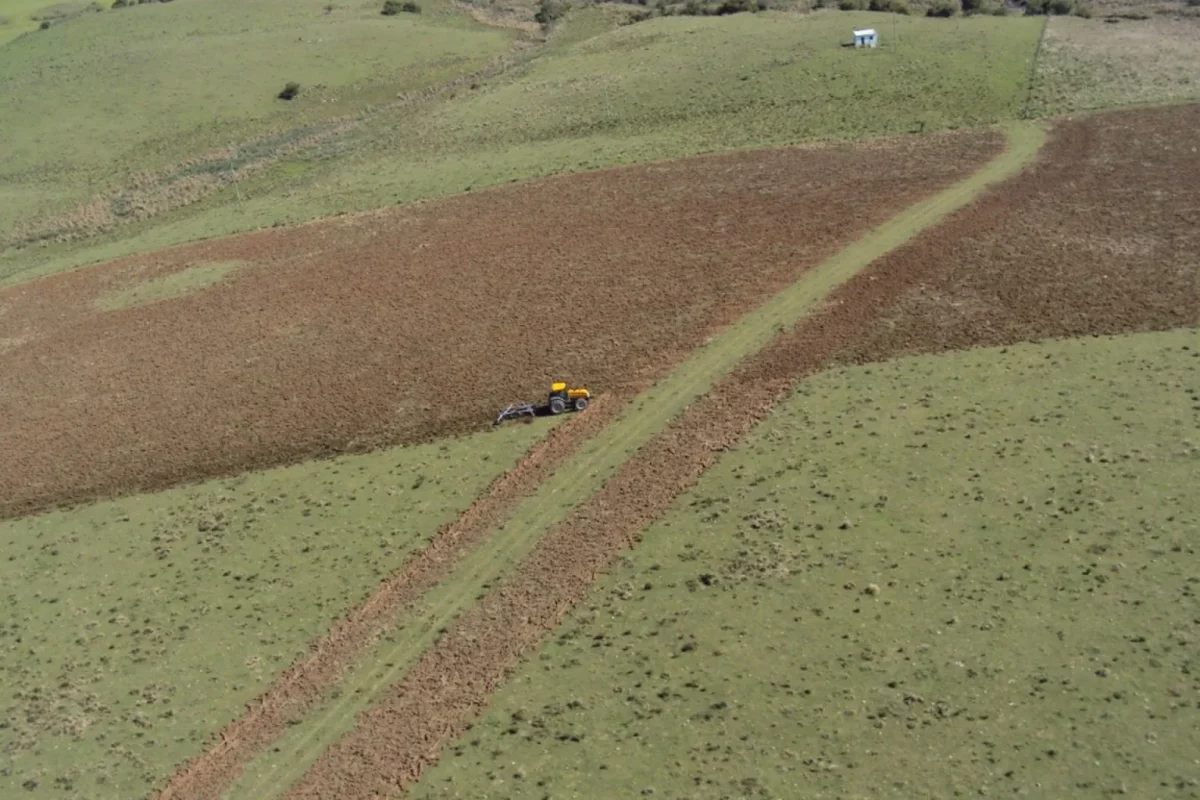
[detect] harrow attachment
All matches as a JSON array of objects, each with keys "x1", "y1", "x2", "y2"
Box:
[{"x1": 494, "y1": 401, "x2": 537, "y2": 426}]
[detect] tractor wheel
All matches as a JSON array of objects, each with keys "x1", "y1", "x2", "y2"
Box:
[
  {"x1": 549, "y1": 397, "x2": 566, "y2": 415},
  {"x1": 574, "y1": 397, "x2": 589, "y2": 412}
]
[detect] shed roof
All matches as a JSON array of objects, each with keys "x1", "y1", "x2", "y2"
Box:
[{"x1": 853, "y1": 28, "x2": 877, "y2": 36}]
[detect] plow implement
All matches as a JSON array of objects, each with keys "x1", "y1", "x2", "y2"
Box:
[{"x1": 494, "y1": 402, "x2": 538, "y2": 426}]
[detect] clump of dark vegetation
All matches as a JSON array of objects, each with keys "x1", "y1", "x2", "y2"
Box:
[
  {"x1": 825, "y1": 0, "x2": 909, "y2": 11},
  {"x1": 534, "y1": 0, "x2": 569, "y2": 25},
  {"x1": 626, "y1": 0, "x2": 774, "y2": 18},
  {"x1": 382, "y1": 0, "x2": 421, "y2": 13},
  {"x1": 925, "y1": 0, "x2": 960, "y2": 15},
  {"x1": 1022, "y1": 0, "x2": 1081, "y2": 13},
  {"x1": 278, "y1": 82, "x2": 301, "y2": 101},
  {"x1": 960, "y1": 0, "x2": 1008, "y2": 14}
]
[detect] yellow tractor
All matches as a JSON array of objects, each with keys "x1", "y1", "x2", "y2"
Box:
[
  {"x1": 494, "y1": 381, "x2": 591, "y2": 425},
  {"x1": 547, "y1": 381, "x2": 590, "y2": 415}
]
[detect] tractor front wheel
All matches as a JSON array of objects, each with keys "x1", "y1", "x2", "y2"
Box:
[{"x1": 549, "y1": 397, "x2": 566, "y2": 415}]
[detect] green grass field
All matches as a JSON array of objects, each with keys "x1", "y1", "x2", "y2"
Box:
[
  {"x1": 0, "y1": 0, "x2": 91, "y2": 45},
  {"x1": 0, "y1": 9, "x2": 1043, "y2": 287},
  {"x1": 0, "y1": 0, "x2": 515, "y2": 234},
  {"x1": 0, "y1": 423, "x2": 541, "y2": 799},
  {"x1": 411, "y1": 329, "x2": 1200, "y2": 799}
]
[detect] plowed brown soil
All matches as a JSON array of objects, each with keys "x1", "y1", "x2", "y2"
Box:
[
  {"x1": 0, "y1": 130, "x2": 1000, "y2": 519},
  {"x1": 279, "y1": 105, "x2": 1199, "y2": 799}
]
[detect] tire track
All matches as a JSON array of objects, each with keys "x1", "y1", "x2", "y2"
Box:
[{"x1": 153, "y1": 395, "x2": 625, "y2": 800}]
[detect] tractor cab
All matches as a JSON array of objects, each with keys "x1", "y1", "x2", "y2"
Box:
[{"x1": 548, "y1": 381, "x2": 590, "y2": 415}]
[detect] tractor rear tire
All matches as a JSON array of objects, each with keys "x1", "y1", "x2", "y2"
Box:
[
  {"x1": 549, "y1": 397, "x2": 566, "y2": 415},
  {"x1": 574, "y1": 397, "x2": 589, "y2": 412}
]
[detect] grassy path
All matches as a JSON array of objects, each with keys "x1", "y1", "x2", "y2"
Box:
[{"x1": 218, "y1": 122, "x2": 1046, "y2": 800}]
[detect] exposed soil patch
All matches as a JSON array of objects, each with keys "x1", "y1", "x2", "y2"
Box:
[
  {"x1": 0, "y1": 129, "x2": 1000, "y2": 518},
  {"x1": 277, "y1": 105, "x2": 1199, "y2": 799},
  {"x1": 834, "y1": 103, "x2": 1199, "y2": 363}
]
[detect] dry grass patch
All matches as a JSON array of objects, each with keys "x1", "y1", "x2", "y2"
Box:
[
  {"x1": 1031, "y1": 16, "x2": 1200, "y2": 115},
  {"x1": 95, "y1": 261, "x2": 245, "y2": 312}
]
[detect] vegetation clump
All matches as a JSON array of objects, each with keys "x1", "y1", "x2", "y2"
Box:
[
  {"x1": 534, "y1": 0, "x2": 568, "y2": 24},
  {"x1": 277, "y1": 81, "x2": 301, "y2": 101},
  {"x1": 1023, "y1": 0, "x2": 1075, "y2": 12},
  {"x1": 926, "y1": 0, "x2": 960, "y2": 15},
  {"x1": 382, "y1": 0, "x2": 421, "y2": 13}
]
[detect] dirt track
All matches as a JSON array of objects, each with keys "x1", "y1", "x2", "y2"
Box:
[
  {"x1": 155, "y1": 392, "x2": 631, "y2": 800},
  {"x1": 276, "y1": 105, "x2": 1199, "y2": 799},
  {"x1": 0, "y1": 130, "x2": 999, "y2": 518}
]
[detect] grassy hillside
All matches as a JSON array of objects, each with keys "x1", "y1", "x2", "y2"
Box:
[
  {"x1": 0, "y1": 424, "x2": 541, "y2": 800},
  {"x1": 0, "y1": 9, "x2": 1043, "y2": 286},
  {"x1": 0, "y1": 0, "x2": 516, "y2": 232},
  {"x1": 411, "y1": 328, "x2": 1200, "y2": 799}
]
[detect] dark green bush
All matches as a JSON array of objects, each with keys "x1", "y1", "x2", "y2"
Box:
[
  {"x1": 1024, "y1": 0, "x2": 1075, "y2": 13},
  {"x1": 716, "y1": 0, "x2": 756, "y2": 13},
  {"x1": 112, "y1": 0, "x2": 129, "y2": 6},
  {"x1": 534, "y1": 0, "x2": 568, "y2": 24},
  {"x1": 401, "y1": 0, "x2": 421, "y2": 10},
  {"x1": 278, "y1": 82, "x2": 301, "y2": 100},
  {"x1": 839, "y1": 0, "x2": 866, "y2": 9},
  {"x1": 869, "y1": 0, "x2": 909, "y2": 12},
  {"x1": 926, "y1": 0, "x2": 959, "y2": 14},
  {"x1": 39, "y1": 19, "x2": 51, "y2": 29},
  {"x1": 381, "y1": 0, "x2": 402, "y2": 13}
]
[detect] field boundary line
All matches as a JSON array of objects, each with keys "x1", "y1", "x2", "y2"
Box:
[
  {"x1": 1022, "y1": 16, "x2": 1051, "y2": 119},
  {"x1": 278, "y1": 123, "x2": 1048, "y2": 799}
]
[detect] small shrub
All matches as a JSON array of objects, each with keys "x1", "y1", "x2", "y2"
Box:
[
  {"x1": 1074, "y1": 3, "x2": 1091, "y2": 16},
  {"x1": 926, "y1": 0, "x2": 958, "y2": 15},
  {"x1": 381, "y1": 0, "x2": 401, "y2": 13},
  {"x1": 869, "y1": 0, "x2": 909, "y2": 12},
  {"x1": 1024, "y1": 0, "x2": 1073, "y2": 13},
  {"x1": 534, "y1": 0, "x2": 567, "y2": 25},
  {"x1": 112, "y1": 0, "x2": 129, "y2": 6},
  {"x1": 839, "y1": 0, "x2": 865, "y2": 9},
  {"x1": 277, "y1": 82, "x2": 301, "y2": 101},
  {"x1": 716, "y1": 0, "x2": 756, "y2": 13},
  {"x1": 39, "y1": 20, "x2": 51, "y2": 29},
  {"x1": 401, "y1": 0, "x2": 421, "y2": 10}
]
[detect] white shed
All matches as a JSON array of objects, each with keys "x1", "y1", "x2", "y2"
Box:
[{"x1": 853, "y1": 28, "x2": 878, "y2": 48}]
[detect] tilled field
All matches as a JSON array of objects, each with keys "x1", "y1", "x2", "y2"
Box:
[
  {"x1": 272, "y1": 105, "x2": 1198, "y2": 798},
  {"x1": 0, "y1": 130, "x2": 1000, "y2": 518}
]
